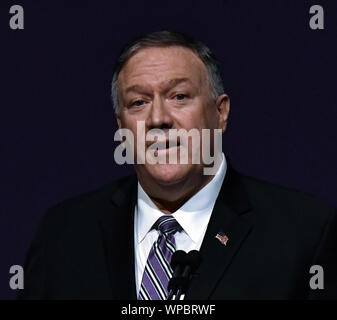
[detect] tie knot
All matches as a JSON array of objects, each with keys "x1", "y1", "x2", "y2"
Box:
[{"x1": 153, "y1": 215, "x2": 181, "y2": 234}]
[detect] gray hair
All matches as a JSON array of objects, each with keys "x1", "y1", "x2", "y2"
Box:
[{"x1": 111, "y1": 31, "x2": 224, "y2": 114}]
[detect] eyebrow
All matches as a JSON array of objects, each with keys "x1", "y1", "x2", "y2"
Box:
[
  {"x1": 164, "y1": 78, "x2": 191, "y2": 89},
  {"x1": 124, "y1": 78, "x2": 192, "y2": 94}
]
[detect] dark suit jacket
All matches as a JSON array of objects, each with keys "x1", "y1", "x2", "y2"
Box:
[{"x1": 19, "y1": 166, "x2": 337, "y2": 300}]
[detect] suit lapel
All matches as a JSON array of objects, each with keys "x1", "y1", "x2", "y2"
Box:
[
  {"x1": 186, "y1": 167, "x2": 254, "y2": 299},
  {"x1": 96, "y1": 166, "x2": 253, "y2": 300},
  {"x1": 97, "y1": 175, "x2": 138, "y2": 299}
]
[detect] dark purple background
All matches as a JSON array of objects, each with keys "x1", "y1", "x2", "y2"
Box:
[{"x1": 1, "y1": 0, "x2": 336, "y2": 299}]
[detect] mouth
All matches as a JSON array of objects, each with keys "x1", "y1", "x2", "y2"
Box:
[{"x1": 147, "y1": 138, "x2": 181, "y2": 156}]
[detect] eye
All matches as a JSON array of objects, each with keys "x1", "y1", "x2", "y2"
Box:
[
  {"x1": 175, "y1": 94, "x2": 187, "y2": 100},
  {"x1": 132, "y1": 100, "x2": 145, "y2": 107}
]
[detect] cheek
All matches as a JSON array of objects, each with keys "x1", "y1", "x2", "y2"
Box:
[
  {"x1": 178, "y1": 99, "x2": 215, "y2": 129},
  {"x1": 173, "y1": 107, "x2": 204, "y2": 130},
  {"x1": 180, "y1": 113, "x2": 211, "y2": 131},
  {"x1": 119, "y1": 115, "x2": 137, "y2": 131},
  {"x1": 120, "y1": 118, "x2": 145, "y2": 144},
  {"x1": 202, "y1": 105, "x2": 219, "y2": 128}
]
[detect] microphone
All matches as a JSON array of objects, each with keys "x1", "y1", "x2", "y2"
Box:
[
  {"x1": 174, "y1": 250, "x2": 202, "y2": 300},
  {"x1": 167, "y1": 250, "x2": 187, "y2": 300},
  {"x1": 167, "y1": 250, "x2": 202, "y2": 300}
]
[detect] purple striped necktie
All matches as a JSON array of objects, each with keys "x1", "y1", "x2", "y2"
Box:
[{"x1": 138, "y1": 215, "x2": 182, "y2": 300}]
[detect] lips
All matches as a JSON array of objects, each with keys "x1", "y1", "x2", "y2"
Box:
[{"x1": 147, "y1": 140, "x2": 180, "y2": 150}]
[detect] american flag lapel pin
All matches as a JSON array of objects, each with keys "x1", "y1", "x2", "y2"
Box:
[{"x1": 215, "y1": 232, "x2": 229, "y2": 246}]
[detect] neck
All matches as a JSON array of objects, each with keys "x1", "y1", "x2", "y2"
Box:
[
  {"x1": 148, "y1": 176, "x2": 213, "y2": 214},
  {"x1": 137, "y1": 156, "x2": 222, "y2": 214}
]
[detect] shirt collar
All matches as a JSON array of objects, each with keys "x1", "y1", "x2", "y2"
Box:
[{"x1": 136, "y1": 153, "x2": 227, "y2": 244}]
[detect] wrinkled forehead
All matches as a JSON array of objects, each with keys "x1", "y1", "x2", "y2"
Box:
[{"x1": 117, "y1": 46, "x2": 209, "y2": 90}]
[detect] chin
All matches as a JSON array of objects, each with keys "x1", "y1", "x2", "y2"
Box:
[{"x1": 147, "y1": 163, "x2": 193, "y2": 186}]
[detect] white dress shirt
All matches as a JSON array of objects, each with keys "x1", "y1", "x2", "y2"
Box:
[{"x1": 134, "y1": 153, "x2": 227, "y2": 296}]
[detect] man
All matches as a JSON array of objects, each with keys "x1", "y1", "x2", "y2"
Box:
[{"x1": 20, "y1": 31, "x2": 337, "y2": 300}]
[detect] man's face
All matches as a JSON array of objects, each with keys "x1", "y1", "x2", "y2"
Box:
[{"x1": 116, "y1": 46, "x2": 229, "y2": 187}]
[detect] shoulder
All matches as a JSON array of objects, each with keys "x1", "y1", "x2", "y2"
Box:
[
  {"x1": 40, "y1": 174, "x2": 137, "y2": 230},
  {"x1": 235, "y1": 170, "x2": 336, "y2": 226}
]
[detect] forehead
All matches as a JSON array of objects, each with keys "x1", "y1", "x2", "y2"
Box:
[{"x1": 118, "y1": 46, "x2": 208, "y2": 88}]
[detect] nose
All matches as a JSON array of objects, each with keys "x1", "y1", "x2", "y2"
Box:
[{"x1": 146, "y1": 95, "x2": 173, "y2": 130}]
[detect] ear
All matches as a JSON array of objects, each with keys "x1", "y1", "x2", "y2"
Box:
[{"x1": 215, "y1": 94, "x2": 230, "y2": 133}]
